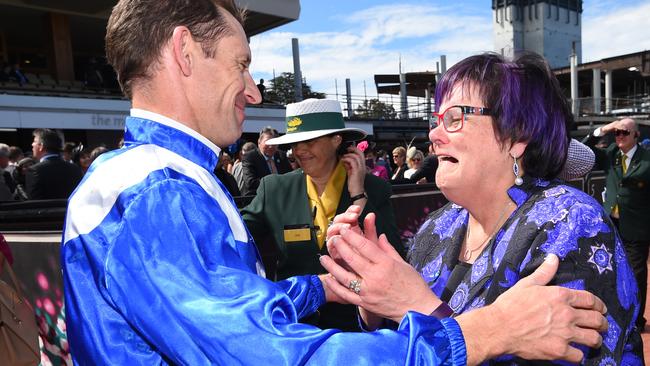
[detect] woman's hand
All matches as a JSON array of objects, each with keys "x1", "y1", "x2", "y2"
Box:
[{"x1": 320, "y1": 213, "x2": 442, "y2": 323}]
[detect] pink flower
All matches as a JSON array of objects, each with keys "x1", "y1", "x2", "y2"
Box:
[{"x1": 357, "y1": 141, "x2": 369, "y2": 152}]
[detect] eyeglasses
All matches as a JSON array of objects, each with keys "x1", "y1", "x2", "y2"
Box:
[
  {"x1": 412, "y1": 158, "x2": 421, "y2": 162},
  {"x1": 430, "y1": 105, "x2": 492, "y2": 132},
  {"x1": 614, "y1": 129, "x2": 631, "y2": 137}
]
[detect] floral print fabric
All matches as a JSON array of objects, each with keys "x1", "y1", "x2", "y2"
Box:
[{"x1": 408, "y1": 178, "x2": 643, "y2": 364}]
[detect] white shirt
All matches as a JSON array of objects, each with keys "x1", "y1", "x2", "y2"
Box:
[{"x1": 621, "y1": 144, "x2": 638, "y2": 172}]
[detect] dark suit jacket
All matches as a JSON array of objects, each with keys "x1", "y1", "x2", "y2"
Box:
[
  {"x1": 584, "y1": 135, "x2": 650, "y2": 241},
  {"x1": 390, "y1": 164, "x2": 408, "y2": 184},
  {"x1": 214, "y1": 169, "x2": 241, "y2": 197},
  {"x1": 25, "y1": 156, "x2": 83, "y2": 200},
  {"x1": 240, "y1": 150, "x2": 291, "y2": 196},
  {"x1": 241, "y1": 169, "x2": 403, "y2": 331}
]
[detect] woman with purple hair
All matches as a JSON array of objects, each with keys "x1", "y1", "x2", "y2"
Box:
[{"x1": 321, "y1": 53, "x2": 642, "y2": 364}]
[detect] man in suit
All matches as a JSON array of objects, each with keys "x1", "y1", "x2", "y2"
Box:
[
  {"x1": 584, "y1": 117, "x2": 650, "y2": 329},
  {"x1": 25, "y1": 128, "x2": 83, "y2": 200},
  {"x1": 240, "y1": 126, "x2": 291, "y2": 195}
]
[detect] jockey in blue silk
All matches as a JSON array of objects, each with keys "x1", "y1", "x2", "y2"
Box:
[
  {"x1": 61, "y1": 111, "x2": 466, "y2": 365},
  {"x1": 61, "y1": 1, "x2": 609, "y2": 364}
]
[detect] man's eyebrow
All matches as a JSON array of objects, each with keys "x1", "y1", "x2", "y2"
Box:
[{"x1": 243, "y1": 54, "x2": 251, "y2": 65}]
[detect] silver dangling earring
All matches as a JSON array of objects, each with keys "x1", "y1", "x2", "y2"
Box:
[{"x1": 513, "y1": 156, "x2": 523, "y2": 186}]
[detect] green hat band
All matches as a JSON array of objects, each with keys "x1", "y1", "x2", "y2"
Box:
[{"x1": 285, "y1": 112, "x2": 345, "y2": 134}]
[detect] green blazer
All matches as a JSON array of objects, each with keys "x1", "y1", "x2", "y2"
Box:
[
  {"x1": 241, "y1": 168, "x2": 404, "y2": 280},
  {"x1": 585, "y1": 135, "x2": 650, "y2": 242}
]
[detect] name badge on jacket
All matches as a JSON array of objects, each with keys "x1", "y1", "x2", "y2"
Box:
[{"x1": 283, "y1": 224, "x2": 312, "y2": 242}]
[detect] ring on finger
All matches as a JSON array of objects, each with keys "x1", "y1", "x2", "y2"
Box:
[{"x1": 348, "y1": 279, "x2": 362, "y2": 295}]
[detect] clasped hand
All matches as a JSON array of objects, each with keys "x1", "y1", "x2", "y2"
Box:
[{"x1": 319, "y1": 206, "x2": 441, "y2": 323}]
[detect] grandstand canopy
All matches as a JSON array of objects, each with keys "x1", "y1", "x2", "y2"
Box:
[
  {"x1": 0, "y1": 0, "x2": 300, "y2": 41},
  {"x1": 374, "y1": 72, "x2": 438, "y2": 98}
]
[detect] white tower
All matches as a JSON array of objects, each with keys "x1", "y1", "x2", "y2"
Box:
[{"x1": 493, "y1": 0, "x2": 582, "y2": 69}]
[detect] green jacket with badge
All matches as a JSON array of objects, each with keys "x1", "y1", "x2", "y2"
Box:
[
  {"x1": 585, "y1": 136, "x2": 650, "y2": 242},
  {"x1": 241, "y1": 168, "x2": 403, "y2": 331}
]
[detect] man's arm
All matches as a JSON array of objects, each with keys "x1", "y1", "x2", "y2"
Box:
[
  {"x1": 104, "y1": 181, "x2": 467, "y2": 365},
  {"x1": 582, "y1": 121, "x2": 619, "y2": 170},
  {"x1": 457, "y1": 255, "x2": 606, "y2": 364},
  {"x1": 321, "y1": 217, "x2": 608, "y2": 365}
]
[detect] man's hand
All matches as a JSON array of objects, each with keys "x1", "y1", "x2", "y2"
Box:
[
  {"x1": 457, "y1": 254, "x2": 608, "y2": 365},
  {"x1": 600, "y1": 120, "x2": 620, "y2": 135}
]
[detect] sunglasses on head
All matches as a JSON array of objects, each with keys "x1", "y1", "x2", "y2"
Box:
[{"x1": 614, "y1": 129, "x2": 631, "y2": 137}]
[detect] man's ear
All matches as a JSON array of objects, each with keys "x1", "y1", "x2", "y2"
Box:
[{"x1": 171, "y1": 26, "x2": 193, "y2": 77}]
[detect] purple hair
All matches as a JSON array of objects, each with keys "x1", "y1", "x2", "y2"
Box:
[{"x1": 434, "y1": 52, "x2": 571, "y2": 179}]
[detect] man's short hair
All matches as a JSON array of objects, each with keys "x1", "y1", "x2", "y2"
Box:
[
  {"x1": 33, "y1": 129, "x2": 63, "y2": 153},
  {"x1": 241, "y1": 141, "x2": 257, "y2": 154},
  {"x1": 0, "y1": 143, "x2": 9, "y2": 158},
  {"x1": 63, "y1": 142, "x2": 77, "y2": 154},
  {"x1": 8, "y1": 146, "x2": 23, "y2": 161},
  {"x1": 258, "y1": 127, "x2": 279, "y2": 140},
  {"x1": 106, "y1": 0, "x2": 246, "y2": 99}
]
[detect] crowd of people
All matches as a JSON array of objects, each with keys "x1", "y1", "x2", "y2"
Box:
[
  {"x1": 1, "y1": 0, "x2": 648, "y2": 365},
  {"x1": 0, "y1": 131, "x2": 112, "y2": 201}
]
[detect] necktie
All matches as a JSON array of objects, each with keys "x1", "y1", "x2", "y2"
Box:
[
  {"x1": 267, "y1": 157, "x2": 277, "y2": 174},
  {"x1": 612, "y1": 152, "x2": 627, "y2": 218}
]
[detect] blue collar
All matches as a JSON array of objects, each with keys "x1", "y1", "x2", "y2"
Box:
[{"x1": 122, "y1": 116, "x2": 220, "y2": 173}]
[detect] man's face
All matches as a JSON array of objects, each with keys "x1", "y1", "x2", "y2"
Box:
[
  {"x1": 0, "y1": 155, "x2": 8, "y2": 169},
  {"x1": 258, "y1": 133, "x2": 277, "y2": 158},
  {"x1": 615, "y1": 119, "x2": 638, "y2": 153},
  {"x1": 32, "y1": 136, "x2": 45, "y2": 159},
  {"x1": 188, "y1": 13, "x2": 261, "y2": 147}
]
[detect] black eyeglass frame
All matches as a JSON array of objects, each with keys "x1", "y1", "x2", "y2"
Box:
[
  {"x1": 614, "y1": 129, "x2": 631, "y2": 137},
  {"x1": 430, "y1": 105, "x2": 492, "y2": 132}
]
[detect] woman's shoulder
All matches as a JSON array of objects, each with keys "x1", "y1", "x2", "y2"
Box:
[{"x1": 528, "y1": 181, "x2": 602, "y2": 209}]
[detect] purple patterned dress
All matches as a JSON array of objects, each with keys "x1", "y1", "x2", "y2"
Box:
[{"x1": 409, "y1": 177, "x2": 643, "y2": 365}]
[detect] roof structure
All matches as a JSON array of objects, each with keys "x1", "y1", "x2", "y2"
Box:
[{"x1": 373, "y1": 72, "x2": 438, "y2": 98}]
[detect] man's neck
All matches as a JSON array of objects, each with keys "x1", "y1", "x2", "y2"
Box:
[
  {"x1": 621, "y1": 144, "x2": 637, "y2": 156},
  {"x1": 40, "y1": 153, "x2": 59, "y2": 162}
]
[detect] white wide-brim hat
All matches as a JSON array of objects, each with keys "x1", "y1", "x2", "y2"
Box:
[{"x1": 265, "y1": 98, "x2": 367, "y2": 146}]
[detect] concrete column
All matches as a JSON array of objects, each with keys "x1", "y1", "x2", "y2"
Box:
[
  {"x1": 47, "y1": 12, "x2": 74, "y2": 81},
  {"x1": 291, "y1": 38, "x2": 303, "y2": 102},
  {"x1": 605, "y1": 70, "x2": 613, "y2": 113},
  {"x1": 440, "y1": 55, "x2": 447, "y2": 75},
  {"x1": 570, "y1": 52, "x2": 579, "y2": 116},
  {"x1": 592, "y1": 68, "x2": 601, "y2": 114},
  {"x1": 425, "y1": 83, "x2": 432, "y2": 118},
  {"x1": 345, "y1": 78, "x2": 352, "y2": 118},
  {"x1": 399, "y1": 73, "x2": 408, "y2": 119}
]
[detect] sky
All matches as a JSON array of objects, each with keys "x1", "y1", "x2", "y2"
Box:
[{"x1": 249, "y1": 0, "x2": 650, "y2": 102}]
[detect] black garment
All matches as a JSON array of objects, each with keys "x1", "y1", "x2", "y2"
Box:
[
  {"x1": 390, "y1": 165, "x2": 408, "y2": 184},
  {"x1": 214, "y1": 169, "x2": 241, "y2": 197},
  {"x1": 25, "y1": 156, "x2": 83, "y2": 200},
  {"x1": 240, "y1": 150, "x2": 291, "y2": 196},
  {"x1": 2, "y1": 170, "x2": 14, "y2": 193},
  {"x1": 612, "y1": 216, "x2": 649, "y2": 328},
  {"x1": 409, "y1": 155, "x2": 437, "y2": 184}
]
